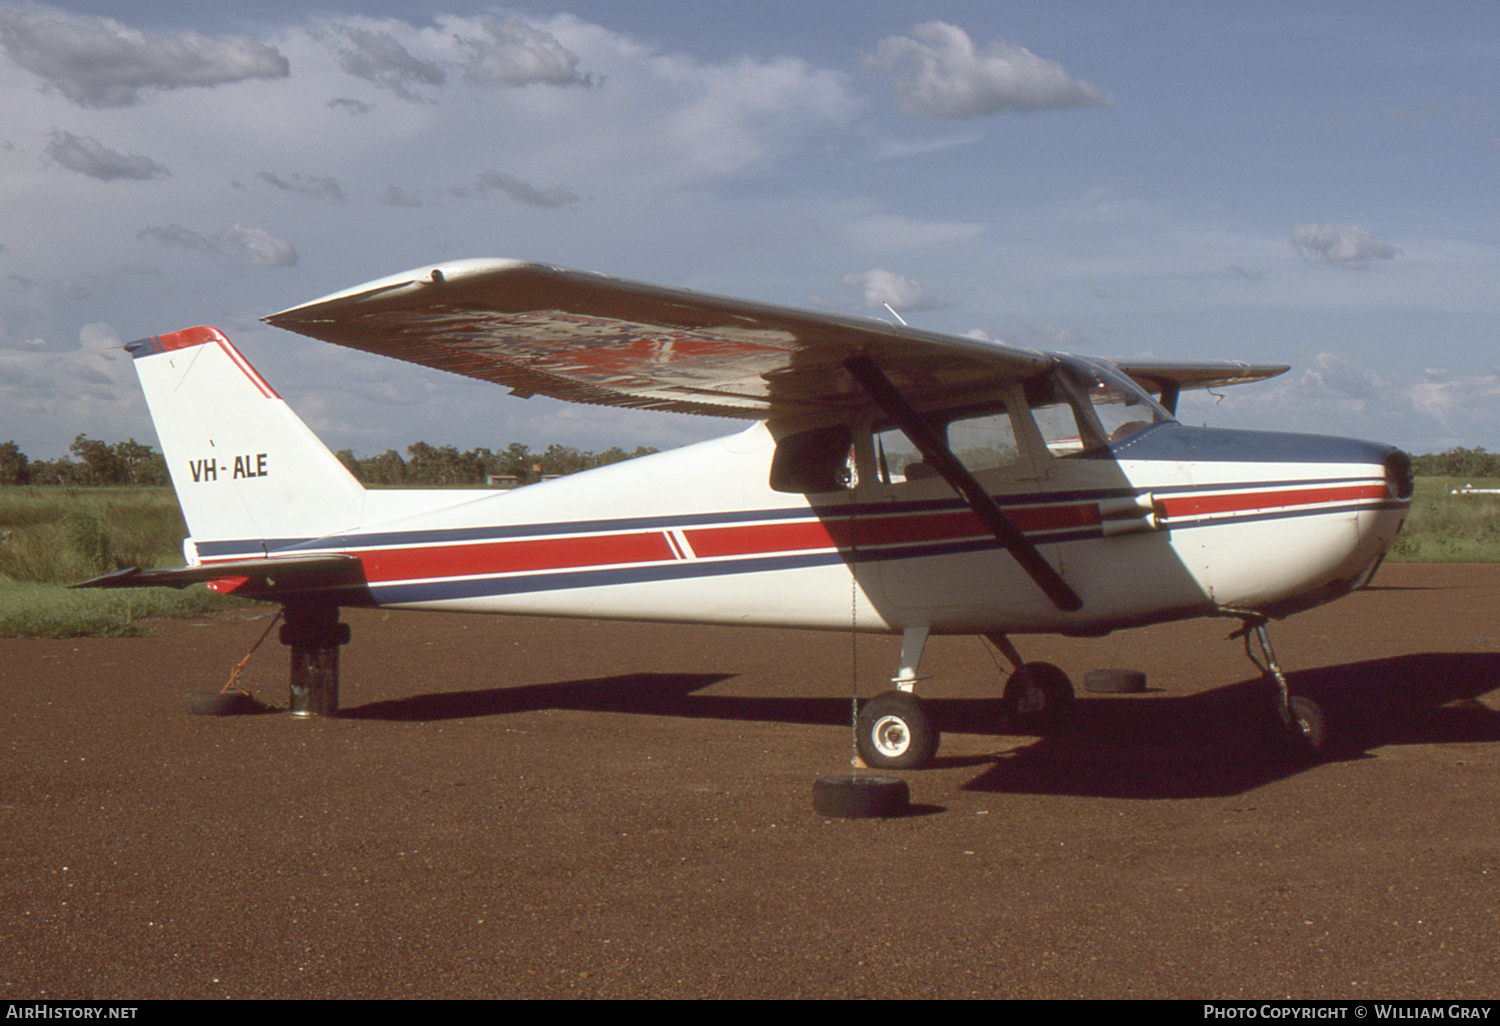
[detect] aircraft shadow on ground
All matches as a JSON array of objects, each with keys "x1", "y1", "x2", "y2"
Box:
[
  {"x1": 958, "y1": 651, "x2": 1500, "y2": 799},
  {"x1": 339, "y1": 673, "x2": 835, "y2": 723},
  {"x1": 342, "y1": 652, "x2": 1500, "y2": 800}
]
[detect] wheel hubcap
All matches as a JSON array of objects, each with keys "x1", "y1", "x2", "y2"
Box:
[{"x1": 871, "y1": 715, "x2": 911, "y2": 757}]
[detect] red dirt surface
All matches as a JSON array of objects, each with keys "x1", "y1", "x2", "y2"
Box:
[{"x1": 3, "y1": 562, "x2": 1499, "y2": 999}]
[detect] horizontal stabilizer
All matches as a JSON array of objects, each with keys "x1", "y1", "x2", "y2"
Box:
[{"x1": 73, "y1": 555, "x2": 364, "y2": 593}]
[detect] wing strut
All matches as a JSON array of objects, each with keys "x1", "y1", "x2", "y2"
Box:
[{"x1": 842, "y1": 354, "x2": 1083, "y2": 613}]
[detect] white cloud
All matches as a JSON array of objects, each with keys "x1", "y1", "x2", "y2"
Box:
[
  {"x1": 842, "y1": 269, "x2": 951, "y2": 311},
  {"x1": 0, "y1": 320, "x2": 146, "y2": 454},
  {"x1": 456, "y1": 16, "x2": 594, "y2": 88},
  {"x1": 0, "y1": 10, "x2": 289, "y2": 107},
  {"x1": 645, "y1": 52, "x2": 859, "y2": 181},
  {"x1": 1290, "y1": 224, "x2": 1398, "y2": 270},
  {"x1": 863, "y1": 22, "x2": 1112, "y2": 119},
  {"x1": 1175, "y1": 352, "x2": 1500, "y2": 453},
  {"x1": 44, "y1": 131, "x2": 168, "y2": 181},
  {"x1": 1408, "y1": 369, "x2": 1500, "y2": 425}
]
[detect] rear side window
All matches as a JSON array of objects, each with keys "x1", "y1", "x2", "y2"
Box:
[
  {"x1": 770, "y1": 423, "x2": 854, "y2": 493},
  {"x1": 873, "y1": 403, "x2": 1024, "y2": 483}
]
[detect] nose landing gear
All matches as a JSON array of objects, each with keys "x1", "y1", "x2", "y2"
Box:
[{"x1": 1232, "y1": 614, "x2": 1327, "y2": 759}]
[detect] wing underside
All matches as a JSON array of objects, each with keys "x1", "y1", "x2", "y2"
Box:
[
  {"x1": 264, "y1": 258, "x2": 1286, "y2": 420},
  {"x1": 264, "y1": 259, "x2": 1050, "y2": 419}
]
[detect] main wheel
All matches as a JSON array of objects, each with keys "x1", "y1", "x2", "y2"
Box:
[
  {"x1": 1002, "y1": 662, "x2": 1076, "y2": 734},
  {"x1": 855, "y1": 690, "x2": 940, "y2": 770}
]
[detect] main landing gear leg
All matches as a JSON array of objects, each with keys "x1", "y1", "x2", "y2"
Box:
[
  {"x1": 855, "y1": 626, "x2": 941, "y2": 769},
  {"x1": 1235, "y1": 616, "x2": 1325, "y2": 757},
  {"x1": 280, "y1": 602, "x2": 351, "y2": 718},
  {"x1": 987, "y1": 633, "x2": 1076, "y2": 736}
]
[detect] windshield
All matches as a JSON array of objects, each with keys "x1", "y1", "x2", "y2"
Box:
[{"x1": 1057, "y1": 356, "x2": 1174, "y2": 447}]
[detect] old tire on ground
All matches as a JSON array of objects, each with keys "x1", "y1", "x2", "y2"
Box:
[
  {"x1": 855, "y1": 689, "x2": 940, "y2": 770},
  {"x1": 1084, "y1": 668, "x2": 1146, "y2": 694},
  {"x1": 183, "y1": 690, "x2": 261, "y2": 716},
  {"x1": 1002, "y1": 662, "x2": 1076, "y2": 734},
  {"x1": 812, "y1": 775, "x2": 910, "y2": 818}
]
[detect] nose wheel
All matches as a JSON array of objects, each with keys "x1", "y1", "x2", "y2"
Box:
[{"x1": 1284, "y1": 694, "x2": 1326, "y2": 753}]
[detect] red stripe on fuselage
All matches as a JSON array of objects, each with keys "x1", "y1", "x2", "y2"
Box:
[
  {"x1": 358, "y1": 531, "x2": 676, "y2": 582},
  {"x1": 684, "y1": 502, "x2": 1102, "y2": 558},
  {"x1": 238, "y1": 483, "x2": 1387, "y2": 588},
  {"x1": 1158, "y1": 483, "x2": 1385, "y2": 519}
]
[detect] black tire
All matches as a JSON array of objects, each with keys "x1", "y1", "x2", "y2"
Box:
[
  {"x1": 182, "y1": 690, "x2": 262, "y2": 716},
  {"x1": 1002, "y1": 662, "x2": 1076, "y2": 734},
  {"x1": 855, "y1": 690, "x2": 940, "y2": 770},
  {"x1": 1084, "y1": 668, "x2": 1146, "y2": 694},
  {"x1": 812, "y1": 775, "x2": 910, "y2": 818}
]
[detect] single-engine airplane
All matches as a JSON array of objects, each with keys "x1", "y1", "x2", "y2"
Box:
[{"x1": 81, "y1": 258, "x2": 1413, "y2": 767}]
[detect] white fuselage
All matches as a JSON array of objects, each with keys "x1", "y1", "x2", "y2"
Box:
[{"x1": 257, "y1": 420, "x2": 1407, "y2": 638}]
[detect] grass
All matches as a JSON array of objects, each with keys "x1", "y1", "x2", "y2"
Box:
[
  {"x1": 0, "y1": 577, "x2": 239, "y2": 638},
  {"x1": 1387, "y1": 477, "x2": 1500, "y2": 562},
  {"x1": 0, "y1": 486, "x2": 247, "y2": 638}
]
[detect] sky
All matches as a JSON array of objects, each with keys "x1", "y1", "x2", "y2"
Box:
[{"x1": 2, "y1": 1, "x2": 1497, "y2": 462}]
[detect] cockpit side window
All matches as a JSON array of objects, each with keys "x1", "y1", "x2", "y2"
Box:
[{"x1": 1020, "y1": 375, "x2": 1092, "y2": 458}]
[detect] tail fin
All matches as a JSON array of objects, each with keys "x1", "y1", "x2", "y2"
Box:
[{"x1": 127, "y1": 326, "x2": 364, "y2": 560}]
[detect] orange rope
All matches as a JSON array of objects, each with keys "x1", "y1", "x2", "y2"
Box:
[{"x1": 220, "y1": 610, "x2": 283, "y2": 695}]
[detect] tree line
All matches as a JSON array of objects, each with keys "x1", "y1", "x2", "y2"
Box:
[
  {"x1": 1408, "y1": 447, "x2": 1500, "y2": 479},
  {"x1": 333, "y1": 441, "x2": 658, "y2": 486},
  {"x1": 7, "y1": 436, "x2": 1498, "y2": 489},
  {"x1": 1, "y1": 436, "x2": 168, "y2": 487},
  {"x1": 0, "y1": 436, "x2": 658, "y2": 488}
]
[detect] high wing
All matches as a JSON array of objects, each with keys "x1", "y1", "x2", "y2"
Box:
[
  {"x1": 264, "y1": 258, "x2": 1285, "y2": 419},
  {"x1": 265, "y1": 259, "x2": 1043, "y2": 419},
  {"x1": 1112, "y1": 358, "x2": 1288, "y2": 412}
]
